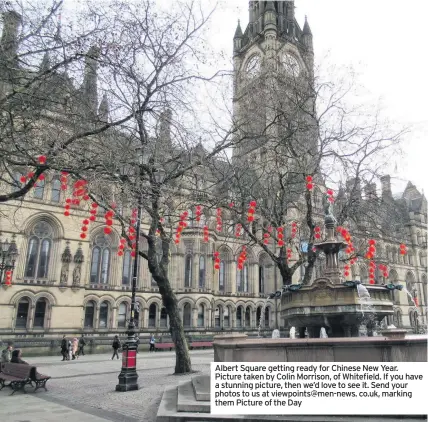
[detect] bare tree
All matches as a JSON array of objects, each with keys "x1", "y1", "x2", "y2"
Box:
[{"x1": 0, "y1": 0, "x2": 241, "y2": 374}]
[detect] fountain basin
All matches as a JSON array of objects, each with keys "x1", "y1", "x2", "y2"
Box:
[
  {"x1": 213, "y1": 334, "x2": 427, "y2": 363},
  {"x1": 281, "y1": 278, "x2": 393, "y2": 337}
]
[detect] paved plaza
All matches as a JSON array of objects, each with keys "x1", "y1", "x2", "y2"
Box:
[{"x1": 0, "y1": 349, "x2": 213, "y2": 422}]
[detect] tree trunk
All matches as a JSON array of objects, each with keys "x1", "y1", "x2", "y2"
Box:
[{"x1": 157, "y1": 276, "x2": 192, "y2": 374}]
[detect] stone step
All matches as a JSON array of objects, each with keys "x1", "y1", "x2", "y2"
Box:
[
  {"x1": 177, "y1": 380, "x2": 210, "y2": 413},
  {"x1": 192, "y1": 374, "x2": 210, "y2": 401}
]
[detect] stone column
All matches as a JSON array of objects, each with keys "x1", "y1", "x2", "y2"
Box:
[
  {"x1": 253, "y1": 264, "x2": 259, "y2": 296},
  {"x1": 192, "y1": 307, "x2": 198, "y2": 328},
  {"x1": 252, "y1": 309, "x2": 257, "y2": 329},
  {"x1": 142, "y1": 307, "x2": 149, "y2": 329},
  {"x1": 111, "y1": 307, "x2": 117, "y2": 329}
]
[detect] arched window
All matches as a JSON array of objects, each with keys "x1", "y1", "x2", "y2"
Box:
[
  {"x1": 25, "y1": 221, "x2": 53, "y2": 279},
  {"x1": 197, "y1": 304, "x2": 205, "y2": 327},
  {"x1": 393, "y1": 309, "x2": 402, "y2": 327},
  {"x1": 122, "y1": 250, "x2": 132, "y2": 285},
  {"x1": 90, "y1": 234, "x2": 111, "y2": 284},
  {"x1": 259, "y1": 265, "x2": 265, "y2": 293},
  {"x1": 51, "y1": 179, "x2": 61, "y2": 202},
  {"x1": 160, "y1": 308, "x2": 168, "y2": 328},
  {"x1": 99, "y1": 301, "x2": 109, "y2": 328},
  {"x1": 33, "y1": 179, "x2": 45, "y2": 199},
  {"x1": 117, "y1": 302, "x2": 127, "y2": 328},
  {"x1": 219, "y1": 260, "x2": 225, "y2": 291},
  {"x1": 184, "y1": 255, "x2": 192, "y2": 288},
  {"x1": 408, "y1": 253, "x2": 413, "y2": 266},
  {"x1": 183, "y1": 303, "x2": 191, "y2": 328},
  {"x1": 199, "y1": 256, "x2": 205, "y2": 288},
  {"x1": 148, "y1": 304, "x2": 157, "y2": 328},
  {"x1": 245, "y1": 307, "x2": 251, "y2": 327},
  {"x1": 16, "y1": 298, "x2": 30, "y2": 328},
  {"x1": 256, "y1": 306, "x2": 262, "y2": 327},
  {"x1": 215, "y1": 305, "x2": 222, "y2": 328},
  {"x1": 34, "y1": 298, "x2": 47, "y2": 328},
  {"x1": 224, "y1": 306, "x2": 230, "y2": 328},
  {"x1": 84, "y1": 301, "x2": 95, "y2": 328},
  {"x1": 237, "y1": 264, "x2": 249, "y2": 292},
  {"x1": 236, "y1": 306, "x2": 243, "y2": 328},
  {"x1": 264, "y1": 307, "x2": 270, "y2": 328}
]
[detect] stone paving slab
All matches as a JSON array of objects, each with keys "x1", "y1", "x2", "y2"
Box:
[
  {"x1": 0, "y1": 394, "x2": 113, "y2": 422},
  {"x1": 0, "y1": 350, "x2": 213, "y2": 422}
]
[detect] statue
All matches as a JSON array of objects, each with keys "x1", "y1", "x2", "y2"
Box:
[
  {"x1": 60, "y1": 265, "x2": 68, "y2": 284},
  {"x1": 73, "y1": 265, "x2": 81, "y2": 286},
  {"x1": 322, "y1": 193, "x2": 337, "y2": 225}
]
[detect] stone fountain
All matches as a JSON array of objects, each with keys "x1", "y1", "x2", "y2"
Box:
[{"x1": 281, "y1": 201, "x2": 393, "y2": 338}]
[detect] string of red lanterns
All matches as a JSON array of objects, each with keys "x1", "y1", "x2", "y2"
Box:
[
  {"x1": 4, "y1": 270, "x2": 12, "y2": 286},
  {"x1": 237, "y1": 246, "x2": 247, "y2": 270},
  {"x1": 291, "y1": 221, "x2": 297, "y2": 239},
  {"x1": 287, "y1": 248, "x2": 292, "y2": 260},
  {"x1": 314, "y1": 226, "x2": 321, "y2": 240},
  {"x1": 365, "y1": 239, "x2": 376, "y2": 260},
  {"x1": 247, "y1": 201, "x2": 256, "y2": 222},
  {"x1": 203, "y1": 225, "x2": 209, "y2": 242},
  {"x1": 399, "y1": 244, "x2": 407, "y2": 255},
  {"x1": 214, "y1": 251, "x2": 220, "y2": 270},
  {"x1": 216, "y1": 208, "x2": 222, "y2": 231},
  {"x1": 235, "y1": 223, "x2": 242, "y2": 238},
  {"x1": 195, "y1": 206, "x2": 202, "y2": 223},
  {"x1": 175, "y1": 211, "x2": 188, "y2": 244},
  {"x1": 277, "y1": 227, "x2": 284, "y2": 247},
  {"x1": 327, "y1": 188, "x2": 334, "y2": 203},
  {"x1": 306, "y1": 175, "x2": 313, "y2": 191}
]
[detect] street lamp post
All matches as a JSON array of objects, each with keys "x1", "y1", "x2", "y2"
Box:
[
  {"x1": 116, "y1": 155, "x2": 145, "y2": 392},
  {"x1": 0, "y1": 235, "x2": 18, "y2": 285}
]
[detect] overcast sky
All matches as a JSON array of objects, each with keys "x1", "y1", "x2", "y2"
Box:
[{"x1": 207, "y1": 0, "x2": 428, "y2": 196}]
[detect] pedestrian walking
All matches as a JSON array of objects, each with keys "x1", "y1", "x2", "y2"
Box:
[
  {"x1": 78, "y1": 334, "x2": 86, "y2": 356},
  {"x1": 149, "y1": 334, "x2": 156, "y2": 352},
  {"x1": 112, "y1": 335, "x2": 121, "y2": 360},
  {"x1": 60, "y1": 335, "x2": 68, "y2": 361},
  {"x1": 68, "y1": 339, "x2": 73, "y2": 361},
  {"x1": 1, "y1": 341, "x2": 13, "y2": 363},
  {"x1": 72, "y1": 337, "x2": 78, "y2": 360}
]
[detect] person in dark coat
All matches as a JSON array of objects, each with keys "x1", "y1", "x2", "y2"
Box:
[
  {"x1": 78, "y1": 334, "x2": 86, "y2": 357},
  {"x1": 10, "y1": 349, "x2": 28, "y2": 364},
  {"x1": 60, "y1": 335, "x2": 68, "y2": 361},
  {"x1": 112, "y1": 335, "x2": 121, "y2": 360}
]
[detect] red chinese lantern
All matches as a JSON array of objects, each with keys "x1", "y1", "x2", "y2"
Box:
[
  {"x1": 80, "y1": 233, "x2": 86, "y2": 239},
  {"x1": 38, "y1": 155, "x2": 47, "y2": 164},
  {"x1": 229, "y1": 202, "x2": 234, "y2": 208},
  {"x1": 118, "y1": 251, "x2": 124, "y2": 257},
  {"x1": 306, "y1": 176, "x2": 313, "y2": 182},
  {"x1": 19, "y1": 176, "x2": 27, "y2": 183},
  {"x1": 81, "y1": 226, "x2": 88, "y2": 232},
  {"x1": 104, "y1": 227, "x2": 112, "y2": 234},
  {"x1": 5, "y1": 270, "x2": 12, "y2": 286},
  {"x1": 306, "y1": 183, "x2": 313, "y2": 191}
]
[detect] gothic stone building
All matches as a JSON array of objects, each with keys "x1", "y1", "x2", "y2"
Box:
[{"x1": 0, "y1": 2, "x2": 426, "y2": 344}]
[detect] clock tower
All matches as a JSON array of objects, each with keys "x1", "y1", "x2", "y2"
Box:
[{"x1": 232, "y1": 1, "x2": 315, "y2": 162}]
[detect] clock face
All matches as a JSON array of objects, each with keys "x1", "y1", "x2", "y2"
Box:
[
  {"x1": 281, "y1": 53, "x2": 300, "y2": 77},
  {"x1": 245, "y1": 55, "x2": 261, "y2": 78}
]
